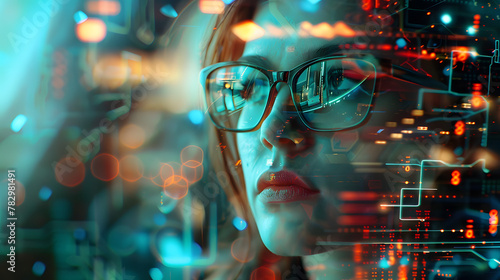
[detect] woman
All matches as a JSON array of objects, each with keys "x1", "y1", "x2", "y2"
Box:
[{"x1": 199, "y1": 0, "x2": 497, "y2": 278}]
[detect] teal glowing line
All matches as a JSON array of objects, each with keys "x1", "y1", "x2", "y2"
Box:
[
  {"x1": 382, "y1": 159, "x2": 489, "y2": 221},
  {"x1": 192, "y1": 202, "x2": 217, "y2": 266},
  {"x1": 163, "y1": 195, "x2": 217, "y2": 267},
  {"x1": 428, "y1": 249, "x2": 500, "y2": 278}
]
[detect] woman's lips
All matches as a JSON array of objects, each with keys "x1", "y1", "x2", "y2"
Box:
[{"x1": 257, "y1": 170, "x2": 319, "y2": 203}]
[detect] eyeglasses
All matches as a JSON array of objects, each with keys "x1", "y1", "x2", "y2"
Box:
[{"x1": 200, "y1": 56, "x2": 377, "y2": 132}]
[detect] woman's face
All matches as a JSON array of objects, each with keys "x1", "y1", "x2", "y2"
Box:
[{"x1": 235, "y1": 0, "x2": 434, "y2": 256}]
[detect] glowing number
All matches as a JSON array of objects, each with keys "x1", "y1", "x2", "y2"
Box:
[
  {"x1": 489, "y1": 209, "x2": 498, "y2": 235},
  {"x1": 451, "y1": 170, "x2": 461, "y2": 186},
  {"x1": 454, "y1": 121, "x2": 465, "y2": 136},
  {"x1": 404, "y1": 166, "x2": 410, "y2": 172},
  {"x1": 465, "y1": 229, "x2": 475, "y2": 238}
]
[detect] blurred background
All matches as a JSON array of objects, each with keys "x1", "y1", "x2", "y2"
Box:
[{"x1": 0, "y1": 1, "x2": 238, "y2": 279}]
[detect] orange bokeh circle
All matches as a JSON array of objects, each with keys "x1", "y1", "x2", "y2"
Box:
[
  {"x1": 54, "y1": 157, "x2": 86, "y2": 187},
  {"x1": 91, "y1": 153, "x2": 119, "y2": 181},
  {"x1": 119, "y1": 155, "x2": 144, "y2": 182},
  {"x1": 163, "y1": 175, "x2": 189, "y2": 200},
  {"x1": 180, "y1": 145, "x2": 203, "y2": 167}
]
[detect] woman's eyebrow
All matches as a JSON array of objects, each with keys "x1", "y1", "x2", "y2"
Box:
[
  {"x1": 238, "y1": 55, "x2": 273, "y2": 68},
  {"x1": 303, "y1": 44, "x2": 343, "y2": 61}
]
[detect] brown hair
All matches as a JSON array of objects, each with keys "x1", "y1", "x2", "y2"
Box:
[
  {"x1": 203, "y1": 0, "x2": 259, "y2": 232},
  {"x1": 202, "y1": 1, "x2": 306, "y2": 279}
]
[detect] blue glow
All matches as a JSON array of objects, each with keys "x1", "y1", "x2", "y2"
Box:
[
  {"x1": 192, "y1": 242, "x2": 202, "y2": 259},
  {"x1": 377, "y1": 129, "x2": 384, "y2": 134},
  {"x1": 441, "y1": 14, "x2": 452, "y2": 24},
  {"x1": 74, "y1": 228, "x2": 86, "y2": 240},
  {"x1": 73, "y1": 11, "x2": 88, "y2": 24},
  {"x1": 159, "y1": 235, "x2": 191, "y2": 265},
  {"x1": 232, "y1": 217, "x2": 248, "y2": 231},
  {"x1": 380, "y1": 258, "x2": 390, "y2": 269},
  {"x1": 222, "y1": 0, "x2": 235, "y2": 4},
  {"x1": 32, "y1": 261, "x2": 46, "y2": 276},
  {"x1": 396, "y1": 38, "x2": 407, "y2": 48},
  {"x1": 11, "y1": 114, "x2": 27, "y2": 133},
  {"x1": 301, "y1": 0, "x2": 320, "y2": 12},
  {"x1": 154, "y1": 213, "x2": 167, "y2": 226},
  {"x1": 39, "y1": 186, "x2": 52, "y2": 201},
  {"x1": 489, "y1": 259, "x2": 499, "y2": 269},
  {"x1": 400, "y1": 258, "x2": 409, "y2": 265},
  {"x1": 443, "y1": 67, "x2": 450, "y2": 76},
  {"x1": 188, "y1": 110, "x2": 204, "y2": 125},
  {"x1": 149, "y1": 268, "x2": 163, "y2": 280},
  {"x1": 468, "y1": 26, "x2": 477, "y2": 35},
  {"x1": 454, "y1": 146, "x2": 463, "y2": 156},
  {"x1": 160, "y1": 5, "x2": 178, "y2": 18}
]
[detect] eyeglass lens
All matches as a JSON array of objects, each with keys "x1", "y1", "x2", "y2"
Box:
[{"x1": 206, "y1": 58, "x2": 376, "y2": 131}]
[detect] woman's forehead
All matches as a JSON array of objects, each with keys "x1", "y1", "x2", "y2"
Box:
[{"x1": 241, "y1": 0, "x2": 372, "y2": 69}]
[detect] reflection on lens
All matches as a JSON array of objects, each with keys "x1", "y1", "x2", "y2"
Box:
[
  {"x1": 293, "y1": 58, "x2": 376, "y2": 130},
  {"x1": 206, "y1": 66, "x2": 270, "y2": 131}
]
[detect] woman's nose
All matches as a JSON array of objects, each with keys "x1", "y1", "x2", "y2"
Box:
[{"x1": 259, "y1": 82, "x2": 315, "y2": 156}]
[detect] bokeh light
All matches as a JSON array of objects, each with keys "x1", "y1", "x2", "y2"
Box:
[
  {"x1": 180, "y1": 145, "x2": 204, "y2": 166},
  {"x1": 86, "y1": 0, "x2": 121, "y2": 15},
  {"x1": 119, "y1": 124, "x2": 146, "y2": 149},
  {"x1": 163, "y1": 175, "x2": 189, "y2": 200},
  {"x1": 199, "y1": 0, "x2": 225, "y2": 14},
  {"x1": 92, "y1": 55, "x2": 129, "y2": 89},
  {"x1": 39, "y1": 186, "x2": 52, "y2": 201},
  {"x1": 76, "y1": 18, "x2": 107, "y2": 43},
  {"x1": 181, "y1": 161, "x2": 203, "y2": 184},
  {"x1": 159, "y1": 163, "x2": 175, "y2": 186},
  {"x1": 149, "y1": 268, "x2": 163, "y2": 280},
  {"x1": 10, "y1": 114, "x2": 27, "y2": 133},
  {"x1": 231, "y1": 236, "x2": 255, "y2": 263},
  {"x1": 160, "y1": 4, "x2": 178, "y2": 18},
  {"x1": 441, "y1": 14, "x2": 452, "y2": 24},
  {"x1": 91, "y1": 153, "x2": 119, "y2": 181},
  {"x1": 250, "y1": 266, "x2": 275, "y2": 280},
  {"x1": 232, "y1": 217, "x2": 247, "y2": 231},
  {"x1": 54, "y1": 157, "x2": 86, "y2": 187},
  {"x1": 232, "y1": 21, "x2": 265, "y2": 42},
  {"x1": 32, "y1": 261, "x2": 46, "y2": 276},
  {"x1": 119, "y1": 155, "x2": 144, "y2": 182},
  {"x1": 188, "y1": 110, "x2": 204, "y2": 125},
  {"x1": 73, "y1": 11, "x2": 88, "y2": 24}
]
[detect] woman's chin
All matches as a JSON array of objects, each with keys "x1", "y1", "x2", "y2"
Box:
[{"x1": 255, "y1": 214, "x2": 329, "y2": 256}]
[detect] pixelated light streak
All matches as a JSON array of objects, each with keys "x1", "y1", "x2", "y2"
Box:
[
  {"x1": 232, "y1": 20, "x2": 265, "y2": 42},
  {"x1": 298, "y1": 21, "x2": 356, "y2": 40}
]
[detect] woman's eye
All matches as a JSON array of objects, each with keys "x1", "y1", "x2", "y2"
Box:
[
  {"x1": 327, "y1": 67, "x2": 344, "y2": 91},
  {"x1": 240, "y1": 79, "x2": 267, "y2": 101}
]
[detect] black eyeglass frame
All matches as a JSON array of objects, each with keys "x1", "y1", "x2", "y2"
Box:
[{"x1": 200, "y1": 55, "x2": 379, "y2": 132}]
